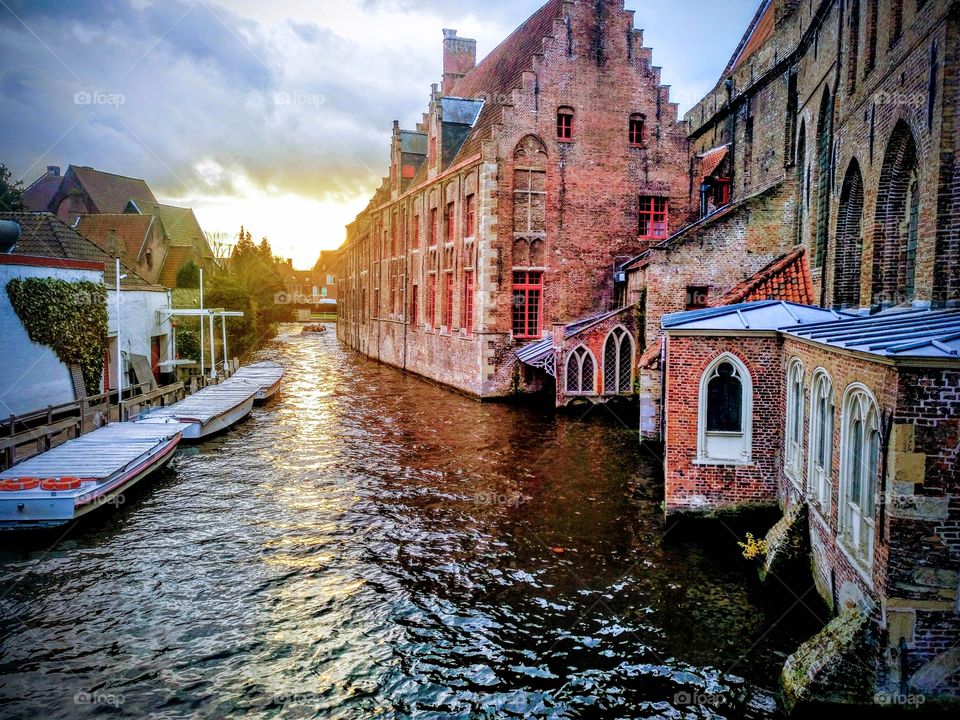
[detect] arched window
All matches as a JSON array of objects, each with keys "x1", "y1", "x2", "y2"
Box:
[
  {"x1": 814, "y1": 88, "x2": 834, "y2": 268},
  {"x1": 872, "y1": 121, "x2": 919, "y2": 306},
  {"x1": 565, "y1": 345, "x2": 595, "y2": 395},
  {"x1": 796, "y1": 120, "x2": 807, "y2": 247},
  {"x1": 839, "y1": 385, "x2": 880, "y2": 566},
  {"x1": 602, "y1": 326, "x2": 634, "y2": 394},
  {"x1": 834, "y1": 160, "x2": 864, "y2": 308},
  {"x1": 698, "y1": 354, "x2": 752, "y2": 463},
  {"x1": 807, "y1": 369, "x2": 834, "y2": 510},
  {"x1": 785, "y1": 358, "x2": 805, "y2": 484}
]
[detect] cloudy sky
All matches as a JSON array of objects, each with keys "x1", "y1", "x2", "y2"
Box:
[{"x1": 0, "y1": 0, "x2": 759, "y2": 268}]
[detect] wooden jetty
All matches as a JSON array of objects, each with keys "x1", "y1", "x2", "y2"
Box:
[
  {"x1": 139, "y1": 379, "x2": 260, "y2": 440},
  {"x1": 0, "y1": 420, "x2": 188, "y2": 529},
  {"x1": 229, "y1": 361, "x2": 285, "y2": 402}
]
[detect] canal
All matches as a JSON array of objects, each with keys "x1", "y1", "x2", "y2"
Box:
[{"x1": 0, "y1": 325, "x2": 822, "y2": 718}]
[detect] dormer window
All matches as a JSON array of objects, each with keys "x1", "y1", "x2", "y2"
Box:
[
  {"x1": 629, "y1": 114, "x2": 645, "y2": 146},
  {"x1": 557, "y1": 107, "x2": 574, "y2": 141}
]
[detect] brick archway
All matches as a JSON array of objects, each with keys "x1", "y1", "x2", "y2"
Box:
[{"x1": 833, "y1": 159, "x2": 864, "y2": 308}]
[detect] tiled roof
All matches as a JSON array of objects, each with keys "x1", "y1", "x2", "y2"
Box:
[
  {"x1": 134, "y1": 203, "x2": 214, "y2": 259},
  {"x1": 21, "y1": 171, "x2": 63, "y2": 212},
  {"x1": 726, "y1": 0, "x2": 774, "y2": 73},
  {"x1": 75, "y1": 214, "x2": 158, "y2": 266},
  {"x1": 784, "y1": 308, "x2": 960, "y2": 360},
  {"x1": 698, "y1": 144, "x2": 730, "y2": 179},
  {"x1": 70, "y1": 165, "x2": 157, "y2": 214},
  {"x1": 157, "y1": 245, "x2": 196, "y2": 288},
  {"x1": 0, "y1": 212, "x2": 149, "y2": 287},
  {"x1": 447, "y1": 0, "x2": 564, "y2": 164},
  {"x1": 714, "y1": 246, "x2": 815, "y2": 306}
]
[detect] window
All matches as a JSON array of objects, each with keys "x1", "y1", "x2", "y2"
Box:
[
  {"x1": 834, "y1": 160, "x2": 865, "y2": 308},
  {"x1": 847, "y1": 0, "x2": 860, "y2": 93},
  {"x1": 815, "y1": 88, "x2": 834, "y2": 269},
  {"x1": 465, "y1": 194, "x2": 476, "y2": 237},
  {"x1": 443, "y1": 272, "x2": 454, "y2": 329},
  {"x1": 426, "y1": 273, "x2": 436, "y2": 327},
  {"x1": 713, "y1": 178, "x2": 732, "y2": 207},
  {"x1": 865, "y1": 0, "x2": 878, "y2": 73},
  {"x1": 413, "y1": 214, "x2": 420, "y2": 247},
  {"x1": 602, "y1": 326, "x2": 633, "y2": 394},
  {"x1": 890, "y1": 0, "x2": 903, "y2": 46},
  {"x1": 807, "y1": 370, "x2": 834, "y2": 510},
  {"x1": 391, "y1": 211, "x2": 399, "y2": 255},
  {"x1": 557, "y1": 107, "x2": 574, "y2": 140},
  {"x1": 629, "y1": 114, "x2": 645, "y2": 146},
  {"x1": 638, "y1": 196, "x2": 668, "y2": 239},
  {"x1": 512, "y1": 270, "x2": 543, "y2": 338},
  {"x1": 686, "y1": 285, "x2": 709, "y2": 310},
  {"x1": 839, "y1": 386, "x2": 880, "y2": 566},
  {"x1": 785, "y1": 358, "x2": 805, "y2": 484},
  {"x1": 374, "y1": 288, "x2": 380, "y2": 318},
  {"x1": 514, "y1": 169, "x2": 546, "y2": 235},
  {"x1": 411, "y1": 284, "x2": 419, "y2": 327},
  {"x1": 565, "y1": 345, "x2": 595, "y2": 394},
  {"x1": 698, "y1": 354, "x2": 752, "y2": 463},
  {"x1": 462, "y1": 270, "x2": 474, "y2": 335},
  {"x1": 446, "y1": 202, "x2": 455, "y2": 241},
  {"x1": 904, "y1": 169, "x2": 920, "y2": 301},
  {"x1": 429, "y1": 208, "x2": 438, "y2": 246}
]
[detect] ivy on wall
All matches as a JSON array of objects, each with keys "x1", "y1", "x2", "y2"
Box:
[{"x1": 6, "y1": 277, "x2": 108, "y2": 396}]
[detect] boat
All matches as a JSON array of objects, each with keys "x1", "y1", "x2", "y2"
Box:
[
  {"x1": 138, "y1": 379, "x2": 259, "y2": 440},
  {"x1": 301, "y1": 324, "x2": 326, "y2": 334},
  {"x1": 229, "y1": 361, "x2": 285, "y2": 402},
  {"x1": 0, "y1": 420, "x2": 188, "y2": 529}
]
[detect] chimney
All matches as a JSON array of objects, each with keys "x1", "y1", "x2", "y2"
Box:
[
  {"x1": 442, "y1": 29, "x2": 476, "y2": 96},
  {"x1": 47, "y1": 165, "x2": 60, "y2": 176}
]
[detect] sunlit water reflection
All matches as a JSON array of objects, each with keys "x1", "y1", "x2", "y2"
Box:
[{"x1": 0, "y1": 325, "x2": 821, "y2": 718}]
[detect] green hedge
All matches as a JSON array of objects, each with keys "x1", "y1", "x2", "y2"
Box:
[{"x1": 6, "y1": 277, "x2": 108, "y2": 396}]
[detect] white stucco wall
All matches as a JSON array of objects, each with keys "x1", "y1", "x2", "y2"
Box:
[
  {"x1": 0, "y1": 262, "x2": 103, "y2": 416},
  {"x1": 106, "y1": 287, "x2": 173, "y2": 389}
]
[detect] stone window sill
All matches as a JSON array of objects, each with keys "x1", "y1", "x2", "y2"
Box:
[{"x1": 693, "y1": 458, "x2": 754, "y2": 467}]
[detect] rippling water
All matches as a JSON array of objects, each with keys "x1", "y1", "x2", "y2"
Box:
[{"x1": 0, "y1": 325, "x2": 823, "y2": 718}]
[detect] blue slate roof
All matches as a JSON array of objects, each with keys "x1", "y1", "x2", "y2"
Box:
[{"x1": 662, "y1": 300, "x2": 844, "y2": 330}]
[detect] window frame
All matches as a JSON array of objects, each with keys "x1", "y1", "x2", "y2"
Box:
[
  {"x1": 565, "y1": 344, "x2": 596, "y2": 395},
  {"x1": 602, "y1": 325, "x2": 634, "y2": 395},
  {"x1": 807, "y1": 368, "x2": 835, "y2": 511},
  {"x1": 426, "y1": 272, "x2": 436, "y2": 328},
  {"x1": 638, "y1": 196, "x2": 669, "y2": 239},
  {"x1": 446, "y1": 201, "x2": 456, "y2": 242},
  {"x1": 785, "y1": 358, "x2": 806, "y2": 486},
  {"x1": 697, "y1": 353, "x2": 753, "y2": 465},
  {"x1": 465, "y1": 194, "x2": 476, "y2": 238},
  {"x1": 629, "y1": 113, "x2": 645, "y2": 146},
  {"x1": 443, "y1": 271, "x2": 454, "y2": 330},
  {"x1": 557, "y1": 106, "x2": 574, "y2": 141},
  {"x1": 839, "y1": 384, "x2": 881, "y2": 569},
  {"x1": 511, "y1": 270, "x2": 543, "y2": 339},
  {"x1": 462, "y1": 269, "x2": 474, "y2": 335}
]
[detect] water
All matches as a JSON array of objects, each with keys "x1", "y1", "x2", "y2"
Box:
[{"x1": 0, "y1": 325, "x2": 823, "y2": 719}]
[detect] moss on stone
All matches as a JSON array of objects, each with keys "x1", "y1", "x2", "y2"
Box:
[{"x1": 760, "y1": 501, "x2": 808, "y2": 582}]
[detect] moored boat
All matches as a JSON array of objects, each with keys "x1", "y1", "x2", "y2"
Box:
[
  {"x1": 139, "y1": 379, "x2": 259, "y2": 440},
  {"x1": 0, "y1": 420, "x2": 188, "y2": 529},
  {"x1": 229, "y1": 361, "x2": 285, "y2": 402}
]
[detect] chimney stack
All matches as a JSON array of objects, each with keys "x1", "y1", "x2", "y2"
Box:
[
  {"x1": 47, "y1": 165, "x2": 60, "y2": 176},
  {"x1": 442, "y1": 29, "x2": 476, "y2": 96}
]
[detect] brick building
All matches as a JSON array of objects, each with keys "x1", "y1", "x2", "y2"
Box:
[
  {"x1": 336, "y1": 0, "x2": 693, "y2": 397},
  {"x1": 653, "y1": 0, "x2": 960, "y2": 705}
]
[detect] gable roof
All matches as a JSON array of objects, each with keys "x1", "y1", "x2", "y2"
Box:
[
  {"x1": 69, "y1": 165, "x2": 158, "y2": 214},
  {"x1": 725, "y1": 0, "x2": 774, "y2": 73},
  {"x1": 0, "y1": 212, "x2": 150, "y2": 287},
  {"x1": 713, "y1": 246, "x2": 815, "y2": 306},
  {"x1": 21, "y1": 170, "x2": 63, "y2": 212},
  {"x1": 75, "y1": 214, "x2": 160, "y2": 267},
  {"x1": 132, "y1": 202, "x2": 214, "y2": 259},
  {"x1": 698, "y1": 144, "x2": 730, "y2": 179},
  {"x1": 157, "y1": 245, "x2": 196, "y2": 288}
]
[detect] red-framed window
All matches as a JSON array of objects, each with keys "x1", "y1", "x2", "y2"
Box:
[
  {"x1": 426, "y1": 273, "x2": 436, "y2": 327},
  {"x1": 446, "y1": 202, "x2": 455, "y2": 241},
  {"x1": 411, "y1": 284, "x2": 419, "y2": 327},
  {"x1": 629, "y1": 114, "x2": 645, "y2": 146},
  {"x1": 713, "y1": 178, "x2": 731, "y2": 207},
  {"x1": 413, "y1": 214, "x2": 420, "y2": 246},
  {"x1": 444, "y1": 272, "x2": 454, "y2": 329},
  {"x1": 429, "y1": 208, "x2": 438, "y2": 246},
  {"x1": 512, "y1": 270, "x2": 543, "y2": 338},
  {"x1": 463, "y1": 270, "x2": 474, "y2": 335},
  {"x1": 557, "y1": 107, "x2": 574, "y2": 141},
  {"x1": 638, "y1": 196, "x2": 668, "y2": 239},
  {"x1": 465, "y1": 194, "x2": 476, "y2": 237}
]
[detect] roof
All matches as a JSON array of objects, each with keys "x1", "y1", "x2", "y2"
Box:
[
  {"x1": 133, "y1": 203, "x2": 214, "y2": 259},
  {"x1": 662, "y1": 300, "x2": 844, "y2": 331},
  {"x1": 21, "y1": 170, "x2": 63, "y2": 212},
  {"x1": 69, "y1": 165, "x2": 157, "y2": 214},
  {"x1": 0, "y1": 212, "x2": 149, "y2": 287},
  {"x1": 516, "y1": 305, "x2": 633, "y2": 366},
  {"x1": 157, "y1": 245, "x2": 196, "y2": 287},
  {"x1": 784, "y1": 308, "x2": 960, "y2": 360},
  {"x1": 446, "y1": 0, "x2": 564, "y2": 163},
  {"x1": 400, "y1": 131, "x2": 428, "y2": 154},
  {"x1": 726, "y1": 0, "x2": 774, "y2": 73},
  {"x1": 698, "y1": 145, "x2": 730, "y2": 179},
  {"x1": 75, "y1": 214, "x2": 159, "y2": 266},
  {"x1": 713, "y1": 247, "x2": 815, "y2": 306}
]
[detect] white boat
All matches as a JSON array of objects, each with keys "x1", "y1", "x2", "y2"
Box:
[
  {"x1": 229, "y1": 361, "x2": 285, "y2": 402},
  {"x1": 0, "y1": 420, "x2": 188, "y2": 529},
  {"x1": 139, "y1": 379, "x2": 259, "y2": 440}
]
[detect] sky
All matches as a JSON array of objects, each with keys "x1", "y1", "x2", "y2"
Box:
[{"x1": 0, "y1": 0, "x2": 760, "y2": 269}]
